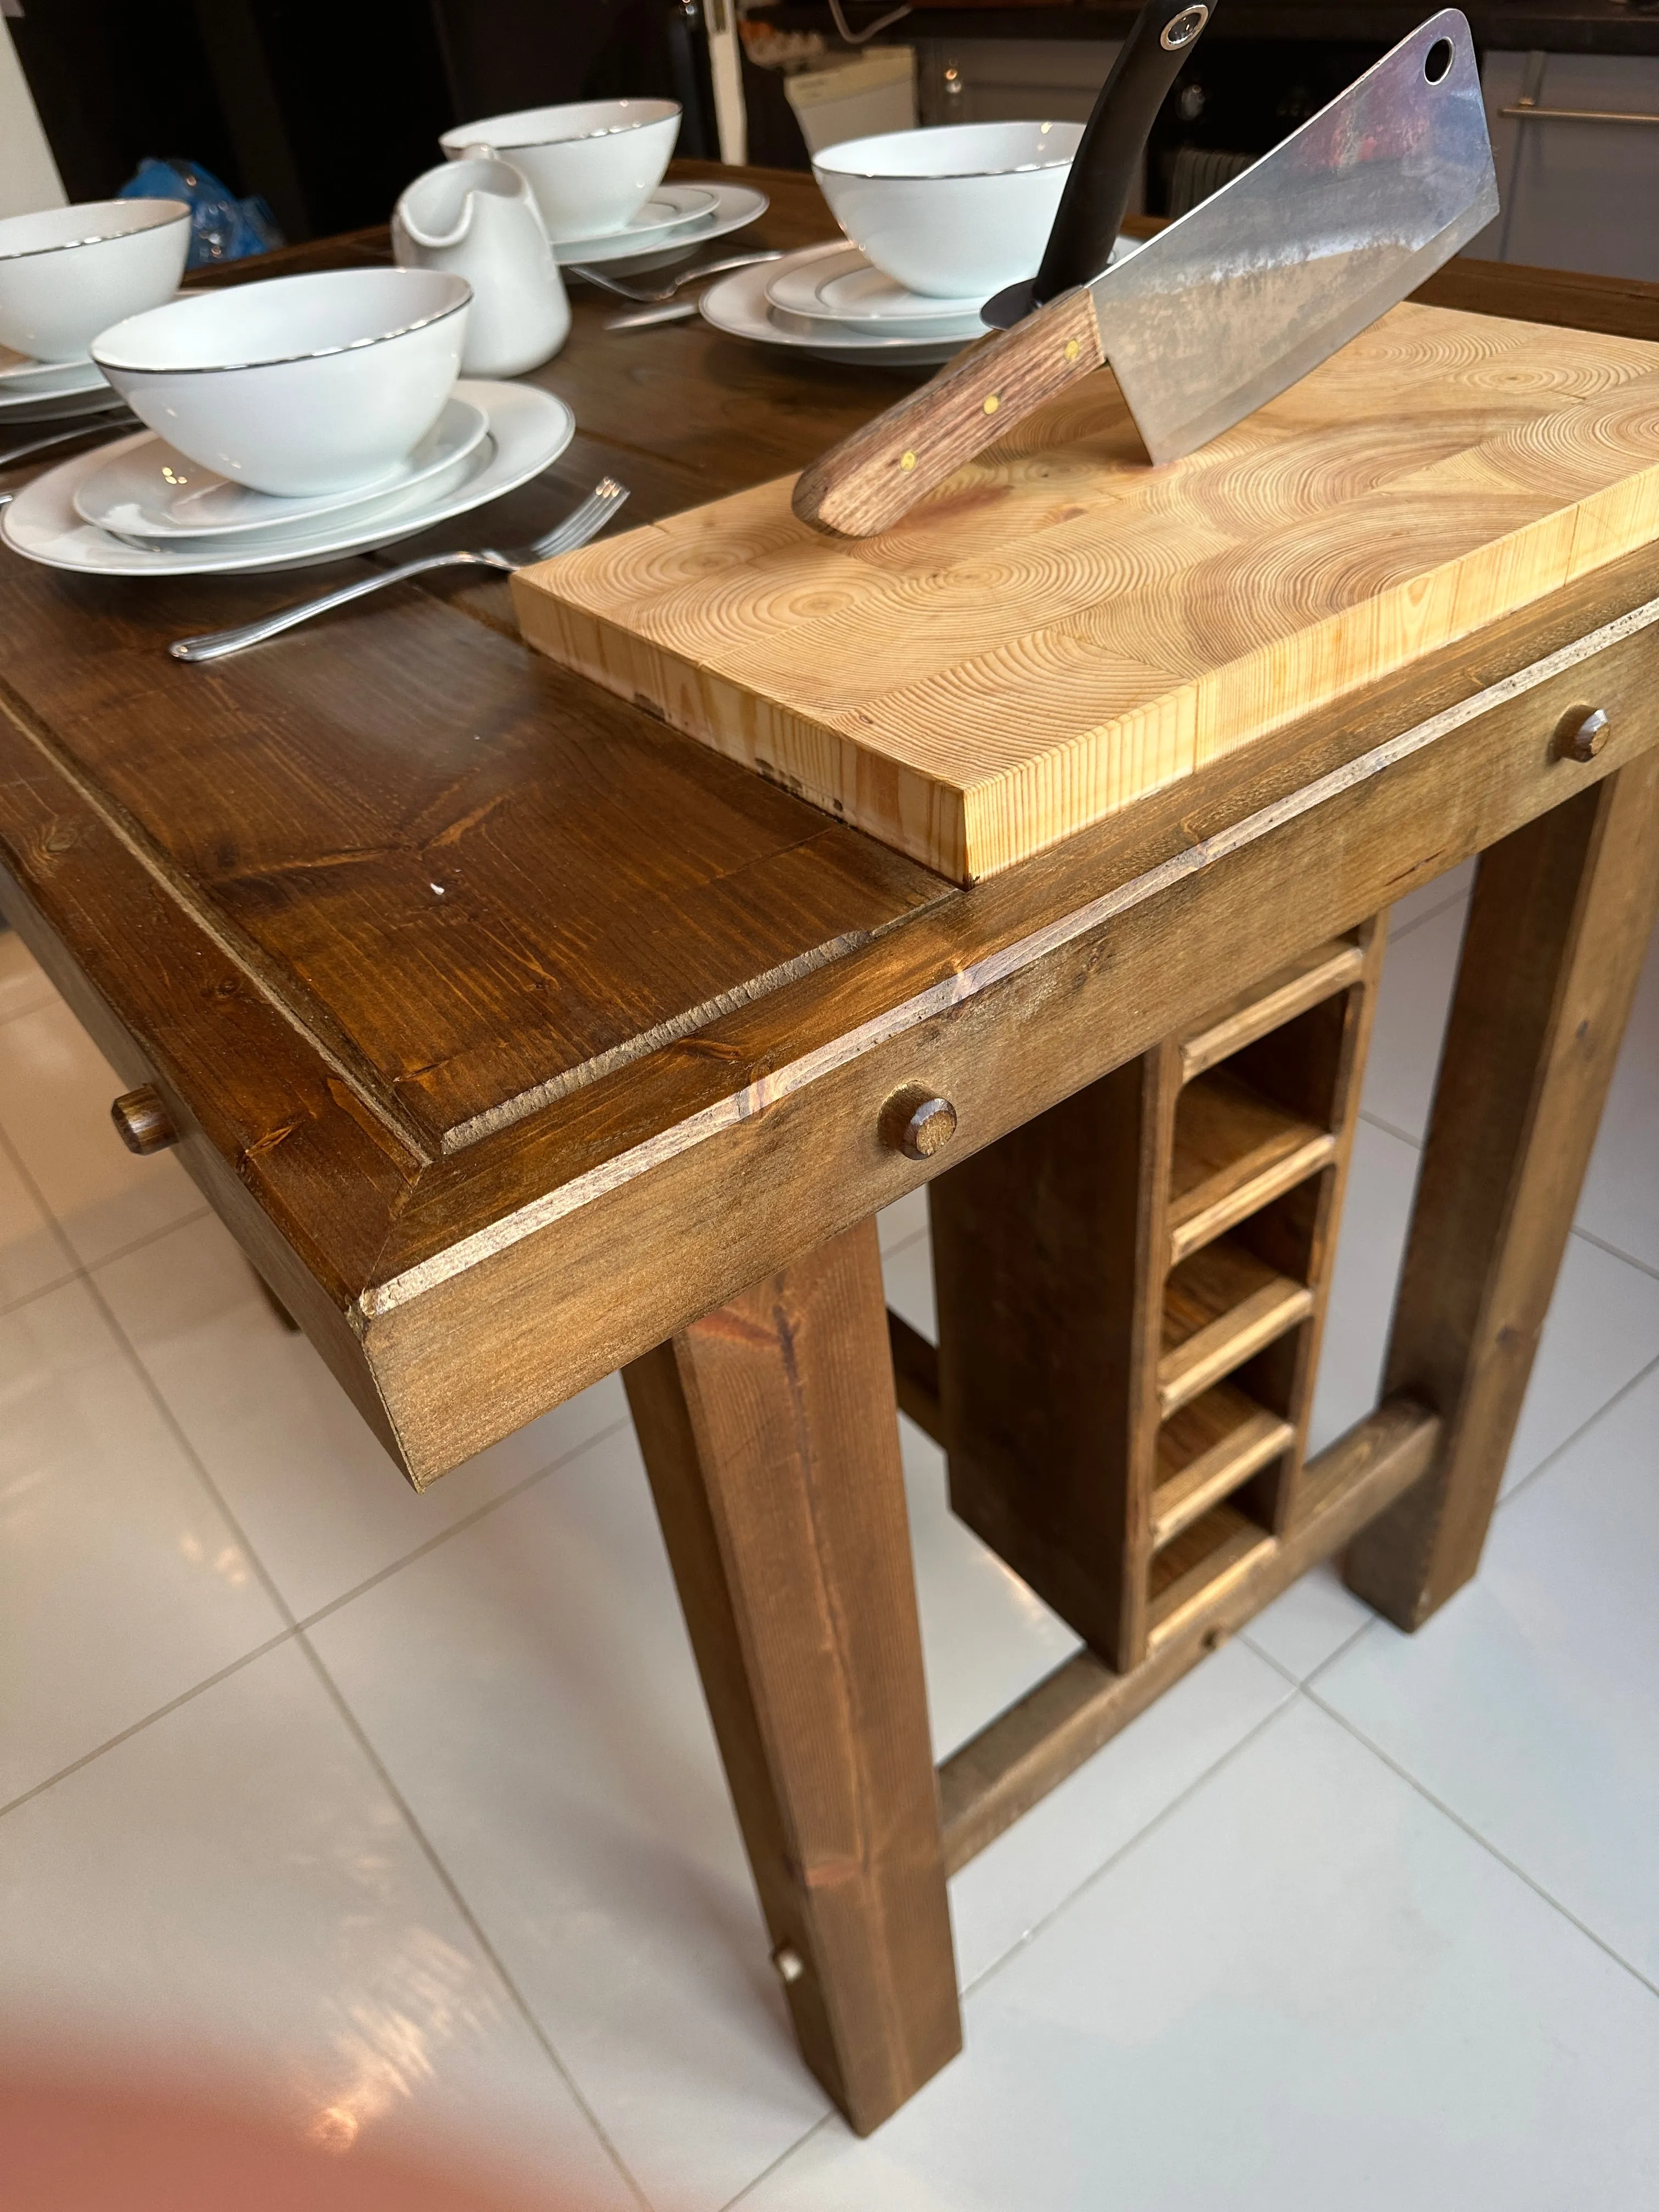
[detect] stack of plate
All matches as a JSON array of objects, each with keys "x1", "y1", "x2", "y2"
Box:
[
  {"x1": 701, "y1": 242, "x2": 985, "y2": 368},
  {"x1": 0, "y1": 346, "x2": 127, "y2": 426},
  {"x1": 1, "y1": 378, "x2": 573, "y2": 578},
  {"x1": 557, "y1": 181, "x2": 769, "y2": 271},
  {"x1": 701, "y1": 234, "x2": 1145, "y2": 368}
]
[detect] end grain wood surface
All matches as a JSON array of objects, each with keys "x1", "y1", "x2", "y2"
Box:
[{"x1": 518, "y1": 301, "x2": 1659, "y2": 882}]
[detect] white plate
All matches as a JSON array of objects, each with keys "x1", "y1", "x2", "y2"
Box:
[
  {"x1": 0, "y1": 358, "x2": 114, "y2": 408},
  {"x1": 701, "y1": 247, "x2": 975, "y2": 367},
  {"x1": 766, "y1": 245, "x2": 983, "y2": 326},
  {"x1": 0, "y1": 346, "x2": 97, "y2": 389},
  {"x1": 0, "y1": 379, "x2": 126, "y2": 426},
  {"x1": 554, "y1": 182, "x2": 715, "y2": 259},
  {"x1": 557, "y1": 183, "x2": 768, "y2": 267},
  {"x1": 2, "y1": 379, "x2": 574, "y2": 577},
  {"x1": 75, "y1": 393, "x2": 490, "y2": 540}
]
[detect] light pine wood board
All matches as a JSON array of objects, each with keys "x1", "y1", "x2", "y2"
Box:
[{"x1": 515, "y1": 302, "x2": 1659, "y2": 882}]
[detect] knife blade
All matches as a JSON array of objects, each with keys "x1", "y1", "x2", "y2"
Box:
[
  {"x1": 793, "y1": 10, "x2": 1498, "y2": 541},
  {"x1": 1030, "y1": 0, "x2": 1217, "y2": 306}
]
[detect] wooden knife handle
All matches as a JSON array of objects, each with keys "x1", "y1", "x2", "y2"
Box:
[{"x1": 791, "y1": 288, "x2": 1104, "y2": 540}]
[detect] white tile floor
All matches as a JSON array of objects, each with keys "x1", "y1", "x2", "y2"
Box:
[{"x1": 1, "y1": 879, "x2": 1656, "y2": 2209}]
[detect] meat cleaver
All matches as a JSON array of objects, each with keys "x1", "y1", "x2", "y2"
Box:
[{"x1": 792, "y1": 9, "x2": 1498, "y2": 540}]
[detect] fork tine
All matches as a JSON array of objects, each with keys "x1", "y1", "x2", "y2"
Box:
[{"x1": 527, "y1": 477, "x2": 629, "y2": 561}]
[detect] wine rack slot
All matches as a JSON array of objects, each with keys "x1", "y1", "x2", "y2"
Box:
[{"x1": 929, "y1": 915, "x2": 1386, "y2": 1678}]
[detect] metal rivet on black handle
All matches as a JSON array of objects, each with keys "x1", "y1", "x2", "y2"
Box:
[{"x1": 1161, "y1": 5, "x2": 1210, "y2": 49}]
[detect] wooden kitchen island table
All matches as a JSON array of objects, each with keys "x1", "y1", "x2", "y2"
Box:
[{"x1": 3, "y1": 166, "x2": 1658, "y2": 2135}]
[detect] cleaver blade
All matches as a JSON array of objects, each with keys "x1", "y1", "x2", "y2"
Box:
[
  {"x1": 794, "y1": 10, "x2": 1498, "y2": 539},
  {"x1": 1056, "y1": 8, "x2": 1499, "y2": 462}
]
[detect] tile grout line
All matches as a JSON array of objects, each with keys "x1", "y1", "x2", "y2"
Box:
[
  {"x1": 0, "y1": 1116, "x2": 83, "y2": 1291},
  {"x1": 45, "y1": 1231, "x2": 659, "y2": 2205},
  {"x1": 722, "y1": 1654, "x2": 1322, "y2": 2206},
  {"x1": 0, "y1": 1259, "x2": 82, "y2": 1325},
  {"x1": 1383, "y1": 881, "x2": 1472, "y2": 946},
  {"x1": 956, "y1": 1688, "x2": 1302, "y2": 2004},
  {"x1": 1356, "y1": 1105, "x2": 1426, "y2": 1148},
  {"x1": 1497, "y1": 1346, "x2": 1659, "y2": 1513},
  {"x1": 1568, "y1": 1221, "x2": 1659, "y2": 1286},
  {"x1": 2, "y1": 1055, "x2": 641, "y2": 1810},
  {"x1": 5, "y1": 1104, "x2": 658, "y2": 2198},
  {"x1": 0, "y1": 1629, "x2": 300, "y2": 1823},
  {"x1": 1300, "y1": 1682, "x2": 1659, "y2": 2004},
  {"x1": 292, "y1": 1413, "x2": 636, "y2": 1636},
  {"x1": 0, "y1": 1414, "x2": 640, "y2": 1829},
  {"x1": 81, "y1": 1200, "x2": 216, "y2": 1273},
  {"x1": 718, "y1": 2113, "x2": 839, "y2": 2211},
  {"x1": 0, "y1": 1112, "x2": 216, "y2": 1316},
  {"x1": 1242, "y1": 1609, "x2": 1379, "y2": 1692},
  {"x1": 291, "y1": 1628, "x2": 657, "y2": 2212},
  {"x1": 77, "y1": 1267, "x2": 303, "y2": 1630}
]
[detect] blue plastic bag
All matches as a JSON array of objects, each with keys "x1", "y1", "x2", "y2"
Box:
[{"x1": 119, "y1": 157, "x2": 283, "y2": 270}]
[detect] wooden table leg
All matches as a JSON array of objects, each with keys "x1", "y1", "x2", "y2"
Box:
[
  {"x1": 1346, "y1": 753, "x2": 1659, "y2": 1630},
  {"x1": 623, "y1": 1216, "x2": 961, "y2": 2135}
]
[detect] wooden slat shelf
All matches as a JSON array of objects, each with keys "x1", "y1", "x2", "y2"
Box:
[
  {"x1": 928, "y1": 913, "x2": 1385, "y2": 1714},
  {"x1": 1178, "y1": 938, "x2": 1368, "y2": 1085},
  {"x1": 1152, "y1": 1381, "x2": 1295, "y2": 1550},
  {"x1": 1158, "y1": 1238, "x2": 1314, "y2": 1417},
  {"x1": 937, "y1": 1400, "x2": 1440, "y2": 1874},
  {"x1": 1147, "y1": 1503, "x2": 1276, "y2": 1650},
  {"x1": 1168, "y1": 1068, "x2": 1338, "y2": 1266}
]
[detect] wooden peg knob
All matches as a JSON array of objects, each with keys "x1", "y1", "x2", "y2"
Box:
[
  {"x1": 1554, "y1": 705, "x2": 1609, "y2": 763},
  {"x1": 880, "y1": 1084, "x2": 958, "y2": 1161},
  {"x1": 111, "y1": 1085, "x2": 178, "y2": 1155}
]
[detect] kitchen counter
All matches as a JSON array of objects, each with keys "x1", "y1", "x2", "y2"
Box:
[{"x1": 753, "y1": 2, "x2": 1659, "y2": 58}]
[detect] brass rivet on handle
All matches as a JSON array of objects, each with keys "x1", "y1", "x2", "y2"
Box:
[
  {"x1": 772, "y1": 1945, "x2": 806, "y2": 1985},
  {"x1": 111, "y1": 1085, "x2": 178, "y2": 1156},
  {"x1": 983, "y1": 393, "x2": 1000, "y2": 414},
  {"x1": 880, "y1": 1083, "x2": 958, "y2": 1162},
  {"x1": 1064, "y1": 338, "x2": 1081, "y2": 362},
  {"x1": 1554, "y1": 704, "x2": 1609, "y2": 763},
  {"x1": 899, "y1": 450, "x2": 917, "y2": 471}
]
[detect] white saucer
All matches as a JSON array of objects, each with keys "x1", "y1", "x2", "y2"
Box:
[
  {"x1": 552, "y1": 182, "x2": 716, "y2": 255},
  {"x1": 766, "y1": 246, "x2": 983, "y2": 327},
  {"x1": 0, "y1": 379, "x2": 127, "y2": 426},
  {"x1": 75, "y1": 394, "x2": 490, "y2": 541},
  {"x1": 0, "y1": 358, "x2": 115, "y2": 410},
  {"x1": 0, "y1": 347, "x2": 99, "y2": 390},
  {"x1": 3, "y1": 379, "x2": 574, "y2": 577},
  {"x1": 701, "y1": 247, "x2": 976, "y2": 368},
  {"x1": 558, "y1": 183, "x2": 769, "y2": 268}
]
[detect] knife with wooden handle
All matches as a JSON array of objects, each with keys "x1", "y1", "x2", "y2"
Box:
[{"x1": 793, "y1": 0, "x2": 1216, "y2": 539}]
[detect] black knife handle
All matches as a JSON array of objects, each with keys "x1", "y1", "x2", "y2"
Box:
[{"x1": 1032, "y1": 0, "x2": 1217, "y2": 303}]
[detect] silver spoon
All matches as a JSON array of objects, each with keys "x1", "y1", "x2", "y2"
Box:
[
  {"x1": 168, "y1": 478, "x2": 628, "y2": 664},
  {"x1": 567, "y1": 249, "x2": 782, "y2": 304}
]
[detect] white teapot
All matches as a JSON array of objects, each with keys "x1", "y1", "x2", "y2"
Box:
[{"x1": 392, "y1": 158, "x2": 568, "y2": 377}]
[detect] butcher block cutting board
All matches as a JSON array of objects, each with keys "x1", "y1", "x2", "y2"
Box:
[{"x1": 515, "y1": 302, "x2": 1659, "y2": 883}]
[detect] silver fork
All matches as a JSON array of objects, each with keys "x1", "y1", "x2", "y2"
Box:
[
  {"x1": 168, "y1": 478, "x2": 629, "y2": 665},
  {"x1": 565, "y1": 249, "x2": 781, "y2": 304}
]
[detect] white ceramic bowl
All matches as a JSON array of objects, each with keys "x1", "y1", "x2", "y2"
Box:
[
  {"x1": 812, "y1": 120, "x2": 1082, "y2": 301},
  {"x1": 440, "y1": 98, "x2": 680, "y2": 242},
  {"x1": 91, "y1": 268, "x2": 470, "y2": 497},
  {"x1": 0, "y1": 199, "x2": 190, "y2": 363}
]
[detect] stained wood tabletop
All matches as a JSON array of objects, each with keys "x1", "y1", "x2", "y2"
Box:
[{"x1": 3, "y1": 161, "x2": 1658, "y2": 1484}]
